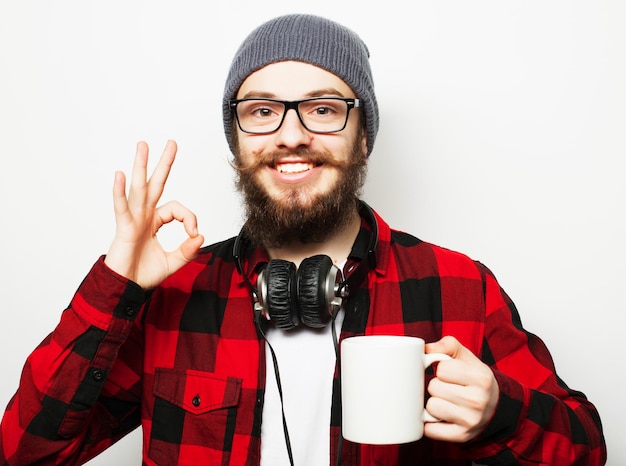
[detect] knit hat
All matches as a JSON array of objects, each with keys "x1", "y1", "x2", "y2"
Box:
[{"x1": 222, "y1": 14, "x2": 379, "y2": 156}]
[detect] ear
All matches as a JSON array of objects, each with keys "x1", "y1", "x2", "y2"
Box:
[{"x1": 360, "y1": 131, "x2": 368, "y2": 158}]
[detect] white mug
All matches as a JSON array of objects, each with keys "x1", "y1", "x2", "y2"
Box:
[{"x1": 340, "y1": 335, "x2": 450, "y2": 444}]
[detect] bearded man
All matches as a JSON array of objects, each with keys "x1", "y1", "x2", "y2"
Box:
[{"x1": 0, "y1": 14, "x2": 605, "y2": 466}]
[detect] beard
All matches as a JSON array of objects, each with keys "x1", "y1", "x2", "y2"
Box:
[{"x1": 233, "y1": 136, "x2": 367, "y2": 249}]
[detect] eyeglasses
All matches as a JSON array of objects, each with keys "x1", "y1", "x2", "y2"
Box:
[{"x1": 229, "y1": 97, "x2": 360, "y2": 134}]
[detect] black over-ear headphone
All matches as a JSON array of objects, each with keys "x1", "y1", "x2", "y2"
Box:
[{"x1": 233, "y1": 201, "x2": 378, "y2": 330}]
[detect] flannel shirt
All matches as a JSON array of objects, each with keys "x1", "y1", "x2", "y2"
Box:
[{"x1": 0, "y1": 207, "x2": 606, "y2": 465}]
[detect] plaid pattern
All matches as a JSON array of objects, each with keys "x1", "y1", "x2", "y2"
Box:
[{"x1": 0, "y1": 209, "x2": 606, "y2": 465}]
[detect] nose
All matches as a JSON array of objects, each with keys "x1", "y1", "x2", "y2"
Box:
[{"x1": 274, "y1": 108, "x2": 313, "y2": 149}]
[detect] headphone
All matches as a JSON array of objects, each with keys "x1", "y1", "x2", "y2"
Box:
[{"x1": 233, "y1": 201, "x2": 378, "y2": 330}]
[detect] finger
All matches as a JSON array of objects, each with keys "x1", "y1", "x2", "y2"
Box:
[
  {"x1": 424, "y1": 391, "x2": 488, "y2": 443},
  {"x1": 426, "y1": 336, "x2": 473, "y2": 383},
  {"x1": 155, "y1": 201, "x2": 199, "y2": 236},
  {"x1": 428, "y1": 374, "x2": 464, "y2": 414},
  {"x1": 147, "y1": 140, "x2": 177, "y2": 204},
  {"x1": 128, "y1": 141, "x2": 150, "y2": 208},
  {"x1": 427, "y1": 358, "x2": 499, "y2": 438},
  {"x1": 432, "y1": 358, "x2": 474, "y2": 386},
  {"x1": 157, "y1": 199, "x2": 204, "y2": 272},
  {"x1": 423, "y1": 408, "x2": 473, "y2": 443},
  {"x1": 423, "y1": 397, "x2": 466, "y2": 441},
  {"x1": 425, "y1": 393, "x2": 459, "y2": 424},
  {"x1": 426, "y1": 336, "x2": 482, "y2": 366},
  {"x1": 425, "y1": 335, "x2": 463, "y2": 357},
  {"x1": 160, "y1": 235, "x2": 205, "y2": 278},
  {"x1": 177, "y1": 234, "x2": 205, "y2": 263},
  {"x1": 425, "y1": 391, "x2": 485, "y2": 441},
  {"x1": 428, "y1": 371, "x2": 486, "y2": 408},
  {"x1": 111, "y1": 170, "x2": 130, "y2": 221}
]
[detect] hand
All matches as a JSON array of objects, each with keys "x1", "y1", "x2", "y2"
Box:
[
  {"x1": 104, "y1": 140, "x2": 204, "y2": 289},
  {"x1": 423, "y1": 336, "x2": 499, "y2": 443}
]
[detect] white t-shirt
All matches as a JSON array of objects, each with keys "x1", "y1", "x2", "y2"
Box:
[{"x1": 260, "y1": 309, "x2": 345, "y2": 465}]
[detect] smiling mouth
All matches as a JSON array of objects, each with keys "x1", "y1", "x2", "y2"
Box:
[{"x1": 275, "y1": 161, "x2": 321, "y2": 174}]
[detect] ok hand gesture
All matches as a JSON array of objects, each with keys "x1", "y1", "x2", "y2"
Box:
[{"x1": 104, "y1": 140, "x2": 204, "y2": 289}]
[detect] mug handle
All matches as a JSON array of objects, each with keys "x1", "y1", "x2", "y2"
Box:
[{"x1": 422, "y1": 352, "x2": 451, "y2": 423}]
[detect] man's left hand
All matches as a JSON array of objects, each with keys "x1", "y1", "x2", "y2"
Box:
[{"x1": 423, "y1": 335, "x2": 499, "y2": 443}]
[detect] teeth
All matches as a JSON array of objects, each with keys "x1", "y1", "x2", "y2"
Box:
[{"x1": 276, "y1": 162, "x2": 314, "y2": 174}]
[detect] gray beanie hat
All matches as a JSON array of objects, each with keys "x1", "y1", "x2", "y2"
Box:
[{"x1": 222, "y1": 14, "x2": 379, "y2": 156}]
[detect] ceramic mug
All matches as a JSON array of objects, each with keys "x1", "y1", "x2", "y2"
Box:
[{"x1": 341, "y1": 335, "x2": 450, "y2": 444}]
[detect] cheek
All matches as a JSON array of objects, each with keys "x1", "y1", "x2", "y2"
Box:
[
  {"x1": 237, "y1": 133, "x2": 267, "y2": 155},
  {"x1": 236, "y1": 142, "x2": 266, "y2": 168},
  {"x1": 244, "y1": 137, "x2": 264, "y2": 153}
]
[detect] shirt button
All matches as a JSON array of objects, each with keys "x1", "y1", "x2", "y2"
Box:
[
  {"x1": 124, "y1": 306, "x2": 137, "y2": 318},
  {"x1": 192, "y1": 394, "x2": 201, "y2": 407},
  {"x1": 92, "y1": 369, "x2": 105, "y2": 382}
]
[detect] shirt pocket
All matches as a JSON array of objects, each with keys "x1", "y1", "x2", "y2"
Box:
[
  {"x1": 148, "y1": 368, "x2": 242, "y2": 465},
  {"x1": 153, "y1": 368, "x2": 241, "y2": 414}
]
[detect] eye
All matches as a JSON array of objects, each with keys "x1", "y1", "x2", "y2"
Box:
[
  {"x1": 251, "y1": 105, "x2": 276, "y2": 118},
  {"x1": 303, "y1": 99, "x2": 343, "y2": 119},
  {"x1": 237, "y1": 100, "x2": 283, "y2": 120},
  {"x1": 313, "y1": 105, "x2": 335, "y2": 116}
]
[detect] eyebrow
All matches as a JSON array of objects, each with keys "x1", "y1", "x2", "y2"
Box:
[{"x1": 239, "y1": 88, "x2": 348, "y2": 99}]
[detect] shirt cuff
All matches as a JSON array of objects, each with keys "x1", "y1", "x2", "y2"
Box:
[{"x1": 70, "y1": 256, "x2": 147, "y2": 331}]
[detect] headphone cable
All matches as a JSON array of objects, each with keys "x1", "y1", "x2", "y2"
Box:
[
  {"x1": 258, "y1": 323, "x2": 296, "y2": 466},
  {"x1": 258, "y1": 311, "x2": 344, "y2": 466},
  {"x1": 331, "y1": 312, "x2": 344, "y2": 466}
]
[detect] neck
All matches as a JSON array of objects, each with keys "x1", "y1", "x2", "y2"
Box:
[{"x1": 266, "y1": 206, "x2": 361, "y2": 268}]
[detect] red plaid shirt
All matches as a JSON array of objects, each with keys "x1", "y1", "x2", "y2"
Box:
[{"x1": 0, "y1": 208, "x2": 606, "y2": 465}]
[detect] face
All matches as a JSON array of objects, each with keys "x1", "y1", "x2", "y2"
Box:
[{"x1": 233, "y1": 61, "x2": 368, "y2": 248}]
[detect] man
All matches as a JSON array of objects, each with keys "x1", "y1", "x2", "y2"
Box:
[{"x1": 0, "y1": 13, "x2": 606, "y2": 466}]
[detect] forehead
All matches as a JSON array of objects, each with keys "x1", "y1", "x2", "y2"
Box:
[{"x1": 236, "y1": 61, "x2": 356, "y2": 99}]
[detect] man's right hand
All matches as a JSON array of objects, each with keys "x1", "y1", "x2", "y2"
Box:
[{"x1": 104, "y1": 140, "x2": 204, "y2": 290}]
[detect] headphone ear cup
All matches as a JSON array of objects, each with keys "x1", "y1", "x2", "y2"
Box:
[
  {"x1": 297, "y1": 255, "x2": 334, "y2": 328},
  {"x1": 265, "y1": 260, "x2": 300, "y2": 330}
]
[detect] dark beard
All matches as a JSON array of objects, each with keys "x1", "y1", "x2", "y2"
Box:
[{"x1": 234, "y1": 142, "x2": 367, "y2": 249}]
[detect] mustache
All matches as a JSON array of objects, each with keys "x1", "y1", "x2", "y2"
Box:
[{"x1": 232, "y1": 148, "x2": 353, "y2": 175}]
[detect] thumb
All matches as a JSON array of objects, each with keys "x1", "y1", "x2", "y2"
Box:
[
  {"x1": 426, "y1": 335, "x2": 480, "y2": 364},
  {"x1": 425, "y1": 335, "x2": 465, "y2": 358},
  {"x1": 169, "y1": 234, "x2": 205, "y2": 271}
]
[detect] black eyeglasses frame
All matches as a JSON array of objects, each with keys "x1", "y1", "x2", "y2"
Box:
[{"x1": 229, "y1": 97, "x2": 360, "y2": 135}]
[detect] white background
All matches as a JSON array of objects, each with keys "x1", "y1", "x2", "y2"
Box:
[{"x1": 1, "y1": 1, "x2": 624, "y2": 464}]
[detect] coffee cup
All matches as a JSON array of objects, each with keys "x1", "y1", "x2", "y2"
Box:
[{"x1": 340, "y1": 335, "x2": 450, "y2": 444}]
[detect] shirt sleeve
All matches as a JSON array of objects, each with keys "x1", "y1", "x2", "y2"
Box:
[
  {"x1": 0, "y1": 257, "x2": 147, "y2": 465},
  {"x1": 463, "y1": 262, "x2": 607, "y2": 465}
]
